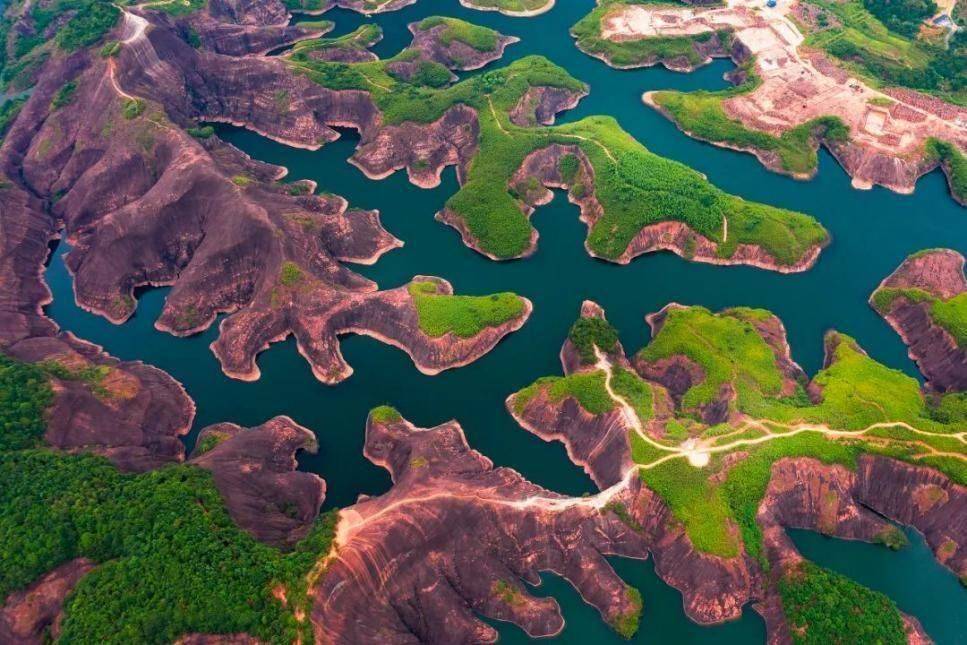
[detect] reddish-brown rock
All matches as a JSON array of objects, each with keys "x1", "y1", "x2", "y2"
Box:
[
  {"x1": 871, "y1": 250, "x2": 967, "y2": 392},
  {"x1": 312, "y1": 414, "x2": 653, "y2": 643},
  {"x1": 189, "y1": 416, "x2": 327, "y2": 547},
  {"x1": 0, "y1": 559, "x2": 95, "y2": 645}
]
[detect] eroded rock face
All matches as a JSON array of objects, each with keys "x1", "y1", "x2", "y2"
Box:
[
  {"x1": 189, "y1": 417, "x2": 327, "y2": 547},
  {"x1": 509, "y1": 301, "x2": 635, "y2": 488},
  {"x1": 407, "y1": 20, "x2": 518, "y2": 71},
  {"x1": 5, "y1": 334, "x2": 194, "y2": 471},
  {"x1": 350, "y1": 105, "x2": 480, "y2": 189},
  {"x1": 0, "y1": 2, "x2": 530, "y2": 386},
  {"x1": 312, "y1": 414, "x2": 652, "y2": 643},
  {"x1": 503, "y1": 301, "x2": 966, "y2": 641},
  {"x1": 756, "y1": 455, "x2": 967, "y2": 643},
  {"x1": 212, "y1": 275, "x2": 530, "y2": 383},
  {"x1": 0, "y1": 559, "x2": 96, "y2": 645},
  {"x1": 872, "y1": 250, "x2": 967, "y2": 392},
  {"x1": 509, "y1": 86, "x2": 586, "y2": 127}
]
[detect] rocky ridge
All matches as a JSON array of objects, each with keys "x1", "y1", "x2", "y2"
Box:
[{"x1": 871, "y1": 249, "x2": 967, "y2": 392}]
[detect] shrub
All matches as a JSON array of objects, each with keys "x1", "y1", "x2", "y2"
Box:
[{"x1": 568, "y1": 316, "x2": 619, "y2": 364}]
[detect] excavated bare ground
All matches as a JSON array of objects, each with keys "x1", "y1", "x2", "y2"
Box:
[{"x1": 600, "y1": 0, "x2": 967, "y2": 196}]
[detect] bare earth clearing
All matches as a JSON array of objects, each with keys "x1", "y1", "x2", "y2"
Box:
[{"x1": 604, "y1": 0, "x2": 967, "y2": 191}]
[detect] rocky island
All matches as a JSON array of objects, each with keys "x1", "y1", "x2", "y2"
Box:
[
  {"x1": 573, "y1": 0, "x2": 966, "y2": 201},
  {"x1": 0, "y1": 0, "x2": 964, "y2": 643},
  {"x1": 871, "y1": 248, "x2": 967, "y2": 392},
  {"x1": 507, "y1": 300, "x2": 966, "y2": 642},
  {"x1": 281, "y1": 21, "x2": 829, "y2": 269}
]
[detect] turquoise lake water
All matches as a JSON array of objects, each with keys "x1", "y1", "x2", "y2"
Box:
[{"x1": 41, "y1": 0, "x2": 966, "y2": 641}]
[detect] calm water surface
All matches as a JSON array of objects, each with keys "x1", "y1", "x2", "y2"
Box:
[{"x1": 42, "y1": 0, "x2": 967, "y2": 641}]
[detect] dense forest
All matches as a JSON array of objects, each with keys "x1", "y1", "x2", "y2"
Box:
[{"x1": 0, "y1": 355, "x2": 335, "y2": 644}]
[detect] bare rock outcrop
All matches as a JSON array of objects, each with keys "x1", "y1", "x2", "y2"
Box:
[
  {"x1": 0, "y1": 5, "x2": 529, "y2": 386},
  {"x1": 756, "y1": 455, "x2": 967, "y2": 643},
  {"x1": 407, "y1": 19, "x2": 518, "y2": 71},
  {"x1": 509, "y1": 301, "x2": 635, "y2": 488},
  {"x1": 189, "y1": 416, "x2": 327, "y2": 547},
  {"x1": 0, "y1": 559, "x2": 96, "y2": 645},
  {"x1": 312, "y1": 413, "x2": 651, "y2": 643},
  {"x1": 509, "y1": 85, "x2": 586, "y2": 127},
  {"x1": 211, "y1": 275, "x2": 531, "y2": 383},
  {"x1": 871, "y1": 250, "x2": 967, "y2": 392}
]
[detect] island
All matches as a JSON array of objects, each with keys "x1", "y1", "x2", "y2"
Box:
[
  {"x1": 1, "y1": 3, "x2": 535, "y2": 384},
  {"x1": 871, "y1": 248, "x2": 967, "y2": 391},
  {"x1": 507, "y1": 300, "x2": 965, "y2": 642},
  {"x1": 0, "y1": 0, "x2": 962, "y2": 643},
  {"x1": 573, "y1": 0, "x2": 966, "y2": 202},
  {"x1": 281, "y1": 17, "x2": 829, "y2": 269},
  {"x1": 2, "y1": 297, "x2": 963, "y2": 642}
]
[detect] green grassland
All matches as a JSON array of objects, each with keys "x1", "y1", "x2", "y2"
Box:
[
  {"x1": 512, "y1": 370, "x2": 615, "y2": 416},
  {"x1": 407, "y1": 280, "x2": 526, "y2": 338},
  {"x1": 0, "y1": 355, "x2": 337, "y2": 644},
  {"x1": 514, "y1": 304, "x2": 966, "y2": 563},
  {"x1": 287, "y1": 32, "x2": 827, "y2": 265},
  {"x1": 289, "y1": 24, "x2": 381, "y2": 58}
]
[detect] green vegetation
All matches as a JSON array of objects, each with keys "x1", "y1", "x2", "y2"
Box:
[
  {"x1": 608, "y1": 586, "x2": 643, "y2": 639},
  {"x1": 51, "y1": 81, "x2": 77, "y2": 109},
  {"x1": 137, "y1": 0, "x2": 207, "y2": 17},
  {"x1": 804, "y1": 0, "x2": 965, "y2": 105},
  {"x1": 193, "y1": 430, "x2": 230, "y2": 456},
  {"x1": 0, "y1": 353, "x2": 337, "y2": 643},
  {"x1": 492, "y1": 579, "x2": 526, "y2": 606},
  {"x1": 516, "y1": 303, "x2": 966, "y2": 560},
  {"x1": 369, "y1": 405, "x2": 403, "y2": 424},
  {"x1": 279, "y1": 261, "x2": 306, "y2": 287},
  {"x1": 100, "y1": 40, "x2": 122, "y2": 57},
  {"x1": 872, "y1": 257, "x2": 967, "y2": 348},
  {"x1": 461, "y1": 0, "x2": 552, "y2": 12},
  {"x1": 1, "y1": 0, "x2": 118, "y2": 91},
  {"x1": 287, "y1": 39, "x2": 825, "y2": 265},
  {"x1": 0, "y1": 97, "x2": 26, "y2": 140},
  {"x1": 39, "y1": 359, "x2": 112, "y2": 399},
  {"x1": 925, "y1": 139, "x2": 967, "y2": 202},
  {"x1": 569, "y1": 316, "x2": 620, "y2": 364},
  {"x1": 0, "y1": 355, "x2": 53, "y2": 451},
  {"x1": 514, "y1": 371, "x2": 616, "y2": 416},
  {"x1": 416, "y1": 16, "x2": 500, "y2": 52},
  {"x1": 862, "y1": 0, "x2": 936, "y2": 38},
  {"x1": 930, "y1": 293, "x2": 967, "y2": 346},
  {"x1": 651, "y1": 81, "x2": 848, "y2": 176},
  {"x1": 289, "y1": 24, "x2": 381, "y2": 59},
  {"x1": 637, "y1": 306, "x2": 785, "y2": 416},
  {"x1": 612, "y1": 367, "x2": 654, "y2": 424},
  {"x1": 187, "y1": 125, "x2": 216, "y2": 139},
  {"x1": 407, "y1": 280, "x2": 525, "y2": 338},
  {"x1": 778, "y1": 562, "x2": 906, "y2": 644},
  {"x1": 122, "y1": 98, "x2": 146, "y2": 119},
  {"x1": 281, "y1": 0, "x2": 328, "y2": 11}
]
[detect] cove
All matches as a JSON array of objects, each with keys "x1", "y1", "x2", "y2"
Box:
[{"x1": 39, "y1": 0, "x2": 967, "y2": 641}]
